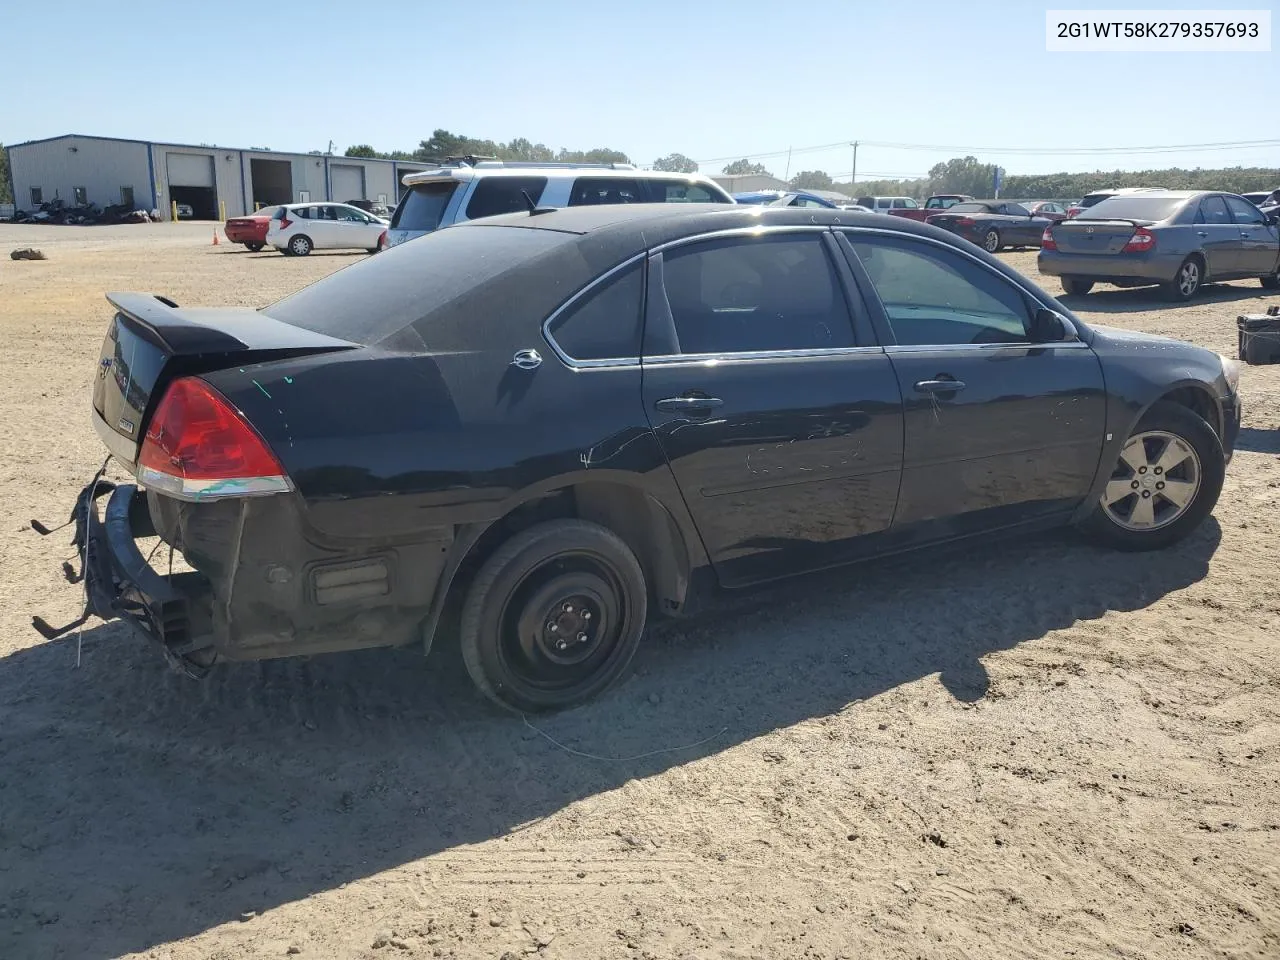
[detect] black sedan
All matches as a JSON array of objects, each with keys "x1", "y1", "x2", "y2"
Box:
[
  {"x1": 38, "y1": 205, "x2": 1241, "y2": 712},
  {"x1": 926, "y1": 200, "x2": 1056, "y2": 252}
]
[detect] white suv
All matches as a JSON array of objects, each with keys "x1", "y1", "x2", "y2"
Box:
[
  {"x1": 854, "y1": 196, "x2": 919, "y2": 214},
  {"x1": 384, "y1": 161, "x2": 734, "y2": 248},
  {"x1": 266, "y1": 202, "x2": 389, "y2": 256}
]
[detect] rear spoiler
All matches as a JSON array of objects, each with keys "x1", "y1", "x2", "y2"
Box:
[
  {"x1": 1062, "y1": 218, "x2": 1157, "y2": 227},
  {"x1": 105, "y1": 293, "x2": 357, "y2": 357}
]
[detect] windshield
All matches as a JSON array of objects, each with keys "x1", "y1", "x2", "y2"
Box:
[
  {"x1": 1077, "y1": 196, "x2": 1186, "y2": 221},
  {"x1": 391, "y1": 181, "x2": 458, "y2": 232}
]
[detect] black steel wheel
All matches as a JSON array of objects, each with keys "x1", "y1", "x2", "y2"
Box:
[
  {"x1": 1080, "y1": 401, "x2": 1224, "y2": 552},
  {"x1": 459, "y1": 520, "x2": 647, "y2": 713},
  {"x1": 245, "y1": 242, "x2": 264, "y2": 252}
]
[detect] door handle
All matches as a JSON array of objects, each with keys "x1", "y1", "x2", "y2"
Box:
[
  {"x1": 914, "y1": 378, "x2": 966, "y2": 393},
  {"x1": 655, "y1": 395, "x2": 723, "y2": 412},
  {"x1": 1196, "y1": 231, "x2": 1208, "y2": 237}
]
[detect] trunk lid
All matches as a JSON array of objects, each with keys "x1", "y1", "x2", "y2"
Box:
[
  {"x1": 92, "y1": 293, "x2": 357, "y2": 466},
  {"x1": 926, "y1": 213, "x2": 971, "y2": 229},
  {"x1": 1050, "y1": 219, "x2": 1148, "y2": 255}
]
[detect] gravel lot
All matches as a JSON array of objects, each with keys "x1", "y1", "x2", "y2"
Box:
[{"x1": 1, "y1": 222, "x2": 1277, "y2": 960}]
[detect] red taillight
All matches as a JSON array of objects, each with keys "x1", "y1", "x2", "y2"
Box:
[
  {"x1": 1067, "y1": 207, "x2": 1082, "y2": 218},
  {"x1": 138, "y1": 377, "x2": 291, "y2": 500},
  {"x1": 278, "y1": 216, "x2": 292, "y2": 229},
  {"x1": 377, "y1": 229, "x2": 388, "y2": 251},
  {"x1": 956, "y1": 217, "x2": 975, "y2": 226},
  {"x1": 1041, "y1": 227, "x2": 1057, "y2": 250},
  {"x1": 1122, "y1": 227, "x2": 1156, "y2": 253}
]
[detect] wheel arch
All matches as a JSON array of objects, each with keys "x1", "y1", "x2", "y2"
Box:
[{"x1": 421, "y1": 477, "x2": 703, "y2": 655}]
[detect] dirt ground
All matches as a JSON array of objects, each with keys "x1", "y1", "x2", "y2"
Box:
[{"x1": 1, "y1": 222, "x2": 1277, "y2": 960}]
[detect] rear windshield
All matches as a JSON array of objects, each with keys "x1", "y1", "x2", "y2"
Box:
[
  {"x1": 946, "y1": 202, "x2": 991, "y2": 213},
  {"x1": 391, "y1": 182, "x2": 458, "y2": 232},
  {"x1": 1078, "y1": 196, "x2": 1185, "y2": 221},
  {"x1": 262, "y1": 224, "x2": 574, "y2": 346}
]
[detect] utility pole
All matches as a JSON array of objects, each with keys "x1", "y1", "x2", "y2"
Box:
[
  {"x1": 850, "y1": 140, "x2": 859, "y2": 187},
  {"x1": 784, "y1": 146, "x2": 792, "y2": 183}
]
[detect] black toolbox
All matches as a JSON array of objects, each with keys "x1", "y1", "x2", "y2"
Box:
[{"x1": 1237, "y1": 305, "x2": 1280, "y2": 365}]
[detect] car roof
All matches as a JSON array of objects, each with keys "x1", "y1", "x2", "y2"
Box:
[
  {"x1": 1089, "y1": 190, "x2": 1203, "y2": 200},
  {"x1": 401, "y1": 166, "x2": 723, "y2": 187}
]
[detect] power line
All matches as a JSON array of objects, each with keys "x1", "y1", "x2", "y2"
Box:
[{"x1": 695, "y1": 137, "x2": 1280, "y2": 167}]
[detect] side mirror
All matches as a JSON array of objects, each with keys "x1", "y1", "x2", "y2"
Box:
[{"x1": 1031, "y1": 308, "x2": 1079, "y2": 343}]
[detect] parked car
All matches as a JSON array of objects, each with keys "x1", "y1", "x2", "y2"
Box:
[
  {"x1": 43, "y1": 204, "x2": 1242, "y2": 713},
  {"x1": 926, "y1": 200, "x2": 1056, "y2": 252},
  {"x1": 1039, "y1": 190, "x2": 1280, "y2": 300},
  {"x1": 856, "y1": 195, "x2": 920, "y2": 214},
  {"x1": 732, "y1": 190, "x2": 785, "y2": 205},
  {"x1": 888, "y1": 194, "x2": 973, "y2": 222},
  {"x1": 223, "y1": 206, "x2": 282, "y2": 252},
  {"x1": 345, "y1": 198, "x2": 395, "y2": 219},
  {"x1": 1067, "y1": 187, "x2": 1165, "y2": 218},
  {"x1": 766, "y1": 191, "x2": 852, "y2": 209},
  {"x1": 386, "y1": 161, "x2": 733, "y2": 248},
  {"x1": 1240, "y1": 190, "x2": 1279, "y2": 207},
  {"x1": 265, "y1": 202, "x2": 389, "y2": 256},
  {"x1": 1024, "y1": 201, "x2": 1070, "y2": 223}
]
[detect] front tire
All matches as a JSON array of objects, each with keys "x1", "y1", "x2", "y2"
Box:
[
  {"x1": 1163, "y1": 256, "x2": 1202, "y2": 301},
  {"x1": 1080, "y1": 401, "x2": 1224, "y2": 552},
  {"x1": 1061, "y1": 276, "x2": 1094, "y2": 296},
  {"x1": 288, "y1": 234, "x2": 313, "y2": 256},
  {"x1": 459, "y1": 520, "x2": 648, "y2": 713},
  {"x1": 982, "y1": 229, "x2": 1002, "y2": 253}
]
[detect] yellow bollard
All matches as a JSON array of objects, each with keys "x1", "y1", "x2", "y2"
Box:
[
  {"x1": 219, "y1": 199, "x2": 226, "y2": 221},
  {"x1": 171, "y1": 200, "x2": 178, "y2": 222}
]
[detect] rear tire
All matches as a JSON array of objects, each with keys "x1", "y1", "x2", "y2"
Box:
[
  {"x1": 1261, "y1": 270, "x2": 1280, "y2": 290},
  {"x1": 288, "y1": 234, "x2": 313, "y2": 257},
  {"x1": 459, "y1": 519, "x2": 648, "y2": 713},
  {"x1": 1163, "y1": 256, "x2": 1202, "y2": 301},
  {"x1": 982, "y1": 229, "x2": 1002, "y2": 253},
  {"x1": 245, "y1": 242, "x2": 264, "y2": 252},
  {"x1": 1061, "y1": 276, "x2": 1094, "y2": 296},
  {"x1": 366, "y1": 248, "x2": 379, "y2": 255},
  {"x1": 1079, "y1": 401, "x2": 1224, "y2": 552}
]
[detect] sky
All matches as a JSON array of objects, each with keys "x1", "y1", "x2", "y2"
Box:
[{"x1": 3, "y1": 0, "x2": 1277, "y2": 182}]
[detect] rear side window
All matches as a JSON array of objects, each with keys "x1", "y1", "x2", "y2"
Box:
[
  {"x1": 658, "y1": 234, "x2": 854, "y2": 355},
  {"x1": 392, "y1": 182, "x2": 458, "y2": 232},
  {"x1": 1196, "y1": 196, "x2": 1231, "y2": 224},
  {"x1": 547, "y1": 263, "x2": 643, "y2": 361},
  {"x1": 569, "y1": 178, "x2": 645, "y2": 206},
  {"x1": 466, "y1": 177, "x2": 548, "y2": 220}
]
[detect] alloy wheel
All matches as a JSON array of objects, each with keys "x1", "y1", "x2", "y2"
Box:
[
  {"x1": 1177, "y1": 261, "x2": 1200, "y2": 297},
  {"x1": 1102, "y1": 429, "x2": 1202, "y2": 531}
]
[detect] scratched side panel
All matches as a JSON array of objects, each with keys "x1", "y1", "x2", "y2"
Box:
[{"x1": 641, "y1": 352, "x2": 905, "y2": 587}]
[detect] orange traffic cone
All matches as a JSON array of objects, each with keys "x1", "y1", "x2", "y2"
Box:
[{"x1": 212, "y1": 230, "x2": 220, "y2": 246}]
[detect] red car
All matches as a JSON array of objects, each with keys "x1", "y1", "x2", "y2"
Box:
[
  {"x1": 1024, "y1": 201, "x2": 1070, "y2": 223},
  {"x1": 223, "y1": 205, "x2": 282, "y2": 251}
]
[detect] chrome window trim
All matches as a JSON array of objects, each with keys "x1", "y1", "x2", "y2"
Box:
[
  {"x1": 541, "y1": 252, "x2": 648, "y2": 370},
  {"x1": 643, "y1": 345, "x2": 886, "y2": 367},
  {"x1": 649, "y1": 223, "x2": 832, "y2": 256},
  {"x1": 884, "y1": 341, "x2": 1091, "y2": 355},
  {"x1": 835, "y1": 225, "x2": 1091, "y2": 348}
]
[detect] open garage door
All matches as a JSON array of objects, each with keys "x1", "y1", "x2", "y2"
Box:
[
  {"x1": 330, "y1": 164, "x2": 365, "y2": 203},
  {"x1": 250, "y1": 158, "x2": 293, "y2": 208},
  {"x1": 166, "y1": 153, "x2": 217, "y2": 220},
  {"x1": 395, "y1": 168, "x2": 426, "y2": 201}
]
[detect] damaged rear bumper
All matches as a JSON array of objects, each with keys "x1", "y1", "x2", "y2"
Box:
[{"x1": 34, "y1": 480, "x2": 216, "y2": 668}]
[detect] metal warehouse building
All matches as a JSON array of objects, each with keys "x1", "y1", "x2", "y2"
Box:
[{"x1": 5, "y1": 134, "x2": 434, "y2": 221}]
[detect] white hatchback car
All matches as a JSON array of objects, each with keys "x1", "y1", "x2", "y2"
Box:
[{"x1": 266, "y1": 202, "x2": 389, "y2": 256}]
